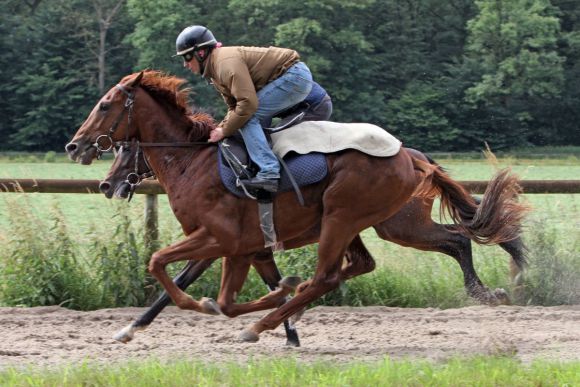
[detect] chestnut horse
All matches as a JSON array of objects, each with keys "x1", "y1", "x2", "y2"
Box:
[
  {"x1": 66, "y1": 71, "x2": 528, "y2": 342},
  {"x1": 100, "y1": 137, "x2": 528, "y2": 343}
]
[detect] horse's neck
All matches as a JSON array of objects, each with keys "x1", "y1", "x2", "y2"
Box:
[
  {"x1": 136, "y1": 115, "x2": 216, "y2": 194},
  {"x1": 146, "y1": 146, "x2": 216, "y2": 192}
]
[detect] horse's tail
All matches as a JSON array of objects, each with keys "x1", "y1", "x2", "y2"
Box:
[{"x1": 411, "y1": 157, "x2": 530, "y2": 245}]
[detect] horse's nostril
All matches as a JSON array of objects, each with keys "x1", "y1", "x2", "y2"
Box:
[
  {"x1": 99, "y1": 181, "x2": 111, "y2": 193},
  {"x1": 65, "y1": 142, "x2": 78, "y2": 153}
]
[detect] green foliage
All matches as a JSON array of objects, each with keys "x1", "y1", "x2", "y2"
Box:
[
  {"x1": 520, "y1": 217, "x2": 580, "y2": 305},
  {"x1": 386, "y1": 81, "x2": 461, "y2": 149},
  {"x1": 0, "y1": 0, "x2": 134, "y2": 151},
  {"x1": 466, "y1": 0, "x2": 564, "y2": 102},
  {"x1": 460, "y1": 0, "x2": 565, "y2": 148},
  {"x1": 43, "y1": 151, "x2": 57, "y2": 163},
  {"x1": 0, "y1": 197, "x2": 98, "y2": 309},
  {"x1": 88, "y1": 205, "x2": 151, "y2": 307},
  {"x1": 1, "y1": 357, "x2": 579, "y2": 386},
  {"x1": 2, "y1": 0, "x2": 580, "y2": 151},
  {"x1": 0, "y1": 198, "x2": 154, "y2": 310}
]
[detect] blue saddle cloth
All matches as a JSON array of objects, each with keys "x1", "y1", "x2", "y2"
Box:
[{"x1": 218, "y1": 149, "x2": 328, "y2": 198}]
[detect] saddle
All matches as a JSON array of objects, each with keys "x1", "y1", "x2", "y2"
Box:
[
  {"x1": 218, "y1": 133, "x2": 328, "y2": 199},
  {"x1": 218, "y1": 115, "x2": 401, "y2": 250}
]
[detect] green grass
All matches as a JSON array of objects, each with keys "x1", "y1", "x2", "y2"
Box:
[
  {"x1": 0, "y1": 357, "x2": 578, "y2": 386},
  {"x1": 1, "y1": 157, "x2": 579, "y2": 310},
  {"x1": 1, "y1": 157, "x2": 578, "y2": 235}
]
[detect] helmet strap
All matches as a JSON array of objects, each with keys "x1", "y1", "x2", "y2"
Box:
[{"x1": 194, "y1": 47, "x2": 212, "y2": 72}]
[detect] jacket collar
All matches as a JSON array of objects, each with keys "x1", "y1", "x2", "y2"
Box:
[{"x1": 201, "y1": 48, "x2": 216, "y2": 79}]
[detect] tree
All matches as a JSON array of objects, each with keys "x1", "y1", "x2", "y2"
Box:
[
  {"x1": 0, "y1": 0, "x2": 135, "y2": 151},
  {"x1": 126, "y1": 0, "x2": 226, "y2": 114},
  {"x1": 93, "y1": 0, "x2": 126, "y2": 94},
  {"x1": 548, "y1": 0, "x2": 580, "y2": 145},
  {"x1": 462, "y1": 0, "x2": 564, "y2": 148}
]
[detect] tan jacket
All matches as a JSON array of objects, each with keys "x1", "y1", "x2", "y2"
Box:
[{"x1": 202, "y1": 46, "x2": 300, "y2": 136}]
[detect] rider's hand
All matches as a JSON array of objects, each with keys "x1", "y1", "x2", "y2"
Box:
[{"x1": 208, "y1": 127, "x2": 225, "y2": 142}]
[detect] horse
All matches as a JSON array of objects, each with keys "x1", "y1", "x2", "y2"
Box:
[
  {"x1": 102, "y1": 139, "x2": 377, "y2": 345},
  {"x1": 99, "y1": 121, "x2": 528, "y2": 339},
  {"x1": 66, "y1": 70, "x2": 529, "y2": 342}
]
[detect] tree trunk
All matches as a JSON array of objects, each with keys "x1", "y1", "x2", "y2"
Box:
[{"x1": 93, "y1": 0, "x2": 125, "y2": 94}]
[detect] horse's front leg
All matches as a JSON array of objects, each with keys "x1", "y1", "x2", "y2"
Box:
[
  {"x1": 240, "y1": 225, "x2": 357, "y2": 343},
  {"x1": 148, "y1": 229, "x2": 223, "y2": 313},
  {"x1": 217, "y1": 253, "x2": 300, "y2": 318},
  {"x1": 113, "y1": 258, "x2": 218, "y2": 343}
]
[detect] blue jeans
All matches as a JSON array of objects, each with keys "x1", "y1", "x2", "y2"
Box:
[{"x1": 239, "y1": 62, "x2": 313, "y2": 179}]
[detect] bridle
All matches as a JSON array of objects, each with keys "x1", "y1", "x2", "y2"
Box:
[
  {"x1": 117, "y1": 139, "x2": 156, "y2": 202},
  {"x1": 93, "y1": 82, "x2": 216, "y2": 156},
  {"x1": 93, "y1": 84, "x2": 136, "y2": 158},
  {"x1": 93, "y1": 82, "x2": 216, "y2": 200}
]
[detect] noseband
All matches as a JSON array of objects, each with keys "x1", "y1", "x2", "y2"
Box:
[
  {"x1": 119, "y1": 140, "x2": 155, "y2": 202},
  {"x1": 96, "y1": 82, "x2": 215, "y2": 200},
  {"x1": 94, "y1": 82, "x2": 216, "y2": 155},
  {"x1": 93, "y1": 84, "x2": 135, "y2": 158}
]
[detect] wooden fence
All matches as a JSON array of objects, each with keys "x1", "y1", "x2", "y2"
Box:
[
  {"x1": 2, "y1": 178, "x2": 580, "y2": 195},
  {"x1": 2, "y1": 178, "x2": 580, "y2": 251}
]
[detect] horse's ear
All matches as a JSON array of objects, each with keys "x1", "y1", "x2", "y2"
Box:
[{"x1": 131, "y1": 71, "x2": 144, "y2": 87}]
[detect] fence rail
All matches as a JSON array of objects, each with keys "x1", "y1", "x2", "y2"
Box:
[
  {"x1": 1, "y1": 178, "x2": 580, "y2": 194},
  {"x1": 2, "y1": 178, "x2": 579, "y2": 254}
]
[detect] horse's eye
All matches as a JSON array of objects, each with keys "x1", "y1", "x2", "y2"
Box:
[{"x1": 99, "y1": 102, "x2": 110, "y2": 111}]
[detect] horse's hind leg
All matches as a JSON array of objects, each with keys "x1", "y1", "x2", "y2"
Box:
[
  {"x1": 217, "y1": 253, "x2": 299, "y2": 317},
  {"x1": 251, "y1": 250, "x2": 300, "y2": 346},
  {"x1": 291, "y1": 234, "x2": 375, "y2": 323},
  {"x1": 471, "y1": 196, "x2": 528, "y2": 286},
  {"x1": 239, "y1": 221, "x2": 359, "y2": 342},
  {"x1": 342, "y1": 234, "x2": 377, "y2": 279},
  {"x1": 113, "y1": 258, "x2": 217, "y2": 343},
  {"x1": 373, "y1": 199, "x2": 509, "y2": 305}
]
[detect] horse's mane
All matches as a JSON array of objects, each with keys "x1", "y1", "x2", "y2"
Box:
[{"x1": 121, "y1": 71, "x2": 216, "y2": 141}]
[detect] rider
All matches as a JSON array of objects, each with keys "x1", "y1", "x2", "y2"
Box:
[
  {"x1": 175, "y1": 25, "x2": 330, "y2": 193},
  {"x1": 275, "y1": 81, "x2": 332, "y2": 127}
]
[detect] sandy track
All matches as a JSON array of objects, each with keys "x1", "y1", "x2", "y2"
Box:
[{"x1": 0, "y1": 305, "x2": 579, "y2": 369}]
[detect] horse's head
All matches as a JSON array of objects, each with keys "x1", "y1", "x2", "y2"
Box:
[
  {"x1": 99, "y1": 139, "x2": 153, "y2": 200},
  {"x1": 65, "y1": 72, "x2": 144, "y2": 165}
]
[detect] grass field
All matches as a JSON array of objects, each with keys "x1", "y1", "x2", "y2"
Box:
[
  {"x1": 1, "y1": 155, "x2": 579, "y2": 385},
  {"x1": 1, "y1": 155, "x2": 579, "y2": 309},
  {"x1": 1, "y1": 156, "x2": 579, "y2": 234},
  {"x1": 1, "y1": 357, "x2": 579, "y2": 386}
]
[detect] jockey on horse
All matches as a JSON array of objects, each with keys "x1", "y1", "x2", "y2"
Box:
[{"x1": 175, "y1": 25, "x2": 331, "y2": 193}]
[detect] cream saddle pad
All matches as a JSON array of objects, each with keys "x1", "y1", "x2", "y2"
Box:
[{"x1": 270, "y1": 121, "x2": 401, "y2": 158}]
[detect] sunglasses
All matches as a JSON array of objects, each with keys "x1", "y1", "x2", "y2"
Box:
[{"x1": 183, "y1": 52, "x2": 195, "y2": 62}]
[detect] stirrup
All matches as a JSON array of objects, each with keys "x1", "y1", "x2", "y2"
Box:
[{"x1": 265, "y1": 112, "x2": 305, "y2": 133}]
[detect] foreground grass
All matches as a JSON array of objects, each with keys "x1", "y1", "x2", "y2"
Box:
[{"x1": 1, "y1": 357, "x2": 578, "y2": 386}]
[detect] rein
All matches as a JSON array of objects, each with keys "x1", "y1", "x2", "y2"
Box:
[
  {"x1": 123, "y1": 140, "x2": 155, "y2": 202},
  {"x1": 93, "y1": 84, "x2": 135, "y2": 156},
  {"x1": 94, "y1": 83, "x2": 216, "y2": 156},
  {"x1": 96, "y1": 83, "x2": 216, "y2": 200}
]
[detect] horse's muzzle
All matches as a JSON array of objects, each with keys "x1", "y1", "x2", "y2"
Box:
[{"x1": 65, "y1": 141, "x2": 98, "y2": 164}]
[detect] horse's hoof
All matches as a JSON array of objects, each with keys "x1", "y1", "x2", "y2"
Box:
[
  {"x1": 200, "y1": 297, "x2": 222, "y2": 315},
  {"x1": 286, "y1": 338, "x2": 301, "y2": 347},
  {"x1": 112, "y1": 324, "x2": 135, "y2": 343},
  {"x1": 238, "y1": 329, "x2": 260, "y2": 343},
  {"x1": 493, "y1": 288, "x2": 511, "y2": 305},
  {"x1": 290, "y1": 307, "x2": 307, "y2": 325},
  {"x1": 279, "y1": 276, "x2": 302, "y2": 291}
]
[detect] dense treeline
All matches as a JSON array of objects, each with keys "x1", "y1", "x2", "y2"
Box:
[{"x1": 1, "y1": 0, "x2": 578, "y2": 152}]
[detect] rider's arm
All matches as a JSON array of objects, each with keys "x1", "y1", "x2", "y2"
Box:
[{"x1": 215, "y1": 58, "x2": 258, "y2": 137}]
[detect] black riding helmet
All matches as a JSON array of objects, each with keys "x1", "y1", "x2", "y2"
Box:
[{"x1": 175, "y1": 25, "x2": 217, "y2": 63}]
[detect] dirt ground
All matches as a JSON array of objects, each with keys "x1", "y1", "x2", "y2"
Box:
[{"x1": 0, "y1": 305, "x2": 579, "y2": 369}]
